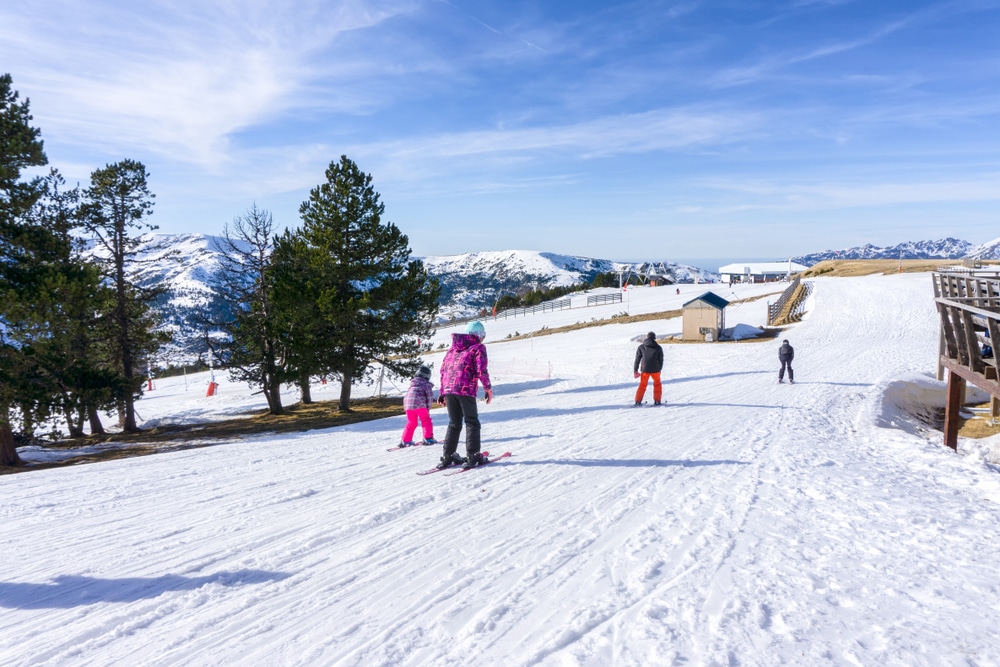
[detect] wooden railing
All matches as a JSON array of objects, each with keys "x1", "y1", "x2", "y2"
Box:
[{"x1": 932, "y1": 270, "x2": 1000, "y2": 449}]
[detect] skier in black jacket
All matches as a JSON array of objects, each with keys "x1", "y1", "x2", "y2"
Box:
[
  {"x1": 778, "y1": 339, "x2": 794, "y2": 384},
  {"x1": 633, "y1": 332, "x2": 664, "y2": 405}
]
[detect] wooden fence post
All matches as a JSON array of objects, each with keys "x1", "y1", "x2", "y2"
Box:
[{"x1": 944, "y1": 369, "x2": 964, "y2": 450}]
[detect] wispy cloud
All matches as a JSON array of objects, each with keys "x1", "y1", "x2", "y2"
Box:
[
  {"x1": 710, "y1": 17, "x2": 911, "y2": 88},
  {"x1": 0, "y1": 1, "x2": 416, "y2": 166},
  {"x1": 359, "y1": 106, "x2": 759, "y2": 162},
  {"x1": 683, "y1": 174, "x2": 1000, "y2": 214}
]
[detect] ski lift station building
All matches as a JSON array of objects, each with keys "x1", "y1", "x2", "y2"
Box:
[
  {"x1": 719, "y1": 261, "x2": 807, "y2": 284},
  {"x1": 682, "y1": 292, "x2": 730, "y2": 342}
]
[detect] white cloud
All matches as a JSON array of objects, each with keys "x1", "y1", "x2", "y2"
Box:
[
  {"x1": 0, "y1": 0, "x2": 417, "y2": 166},
  {"x1": 688, "y1": 174, "x2": 1000, "y2": 214},
  {"x1": 355, "y1": 106, "x2": 759, "y2": 163}
]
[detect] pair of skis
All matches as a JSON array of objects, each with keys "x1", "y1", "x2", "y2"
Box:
[{"x1": 416, "y1": 451, "x2": 513, "y2": 476}]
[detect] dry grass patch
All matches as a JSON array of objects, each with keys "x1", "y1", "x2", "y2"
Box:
[
  {"x1": 922, "y1": 402, "x2": 1000, "y2": 440},
  {"x1": 959, "y1": 403, "x2": 1000, "y2": 439},
  {"x1": 802, "y1": 259, "x2": 1000, "y2": 278}
]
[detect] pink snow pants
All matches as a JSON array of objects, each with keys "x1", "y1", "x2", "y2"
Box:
[{"x1": 401, "y1": 408, "x2": 434, "y2": 443}]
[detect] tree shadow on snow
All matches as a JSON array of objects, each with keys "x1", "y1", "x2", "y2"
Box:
[
  {"x1": 494, "y1": 378, "x2": 563, "y2": 395},
  {"x1": 485, "y1": 403, "x2": 783, "y2": 422},
  {"x1": 668, "y1": 370, "x2": 772, "y2": 384},
  {"x1": 551, "y1": 382, "x2": 636, "y2": 395},
  {"x1": 676, "y1": 402, "x2": 785, "y2": 410},
  {"x1": 550, "y1": 372, "x2": 775, "y2": 396},
  {"x1": 0, "y1": 569, "x2": 290, "y2": 609},
  {"x1": 485, "y1": 405, "x2": 631, "y2": 422},
  {"x1": 512, "y1": 458, "x2": 750, "y2": 468},
  {"x1": 485, "y1": 433, "x2": 551, "y2": 444},
  {"x1": 788, "y1": 381, "x2": 872, "y2": 387}
]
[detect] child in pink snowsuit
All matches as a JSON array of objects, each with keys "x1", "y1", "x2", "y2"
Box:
[{"x1": 400, "y1": 365, "x2": 436, "y2": 446}]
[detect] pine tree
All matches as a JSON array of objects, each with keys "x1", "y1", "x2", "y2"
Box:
[
  {"x1": 288, "y1": 155, "x2": 440, "y2": 411},
  {"x1": 0, "y1": 73, "x2": 48, "y2": 466},
  {"x1": 24, "y1": 172, "x2": 118, "y2": 437},
  {"x1": 81, "y1": 160, "x2": 167, "y2": 432}
]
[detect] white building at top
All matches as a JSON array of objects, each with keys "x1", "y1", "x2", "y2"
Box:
[{"x1": 719, "y1": 261, "x2": 808, "y2": 284}]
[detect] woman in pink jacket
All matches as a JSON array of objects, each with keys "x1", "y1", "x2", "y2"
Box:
[{"x1": 436, "y1": 321, "x2": 494, "y2": 469}]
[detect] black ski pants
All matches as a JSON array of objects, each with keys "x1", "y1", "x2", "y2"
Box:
[
  {"x1": 779, "y1": 359, "x2": 794, "y2": 382},
  {"x1": 443, "y1": 394, "x2": 481, "y2": 459}
]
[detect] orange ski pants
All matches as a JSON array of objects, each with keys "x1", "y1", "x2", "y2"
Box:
[{"x1": 635, "y1": 372, "x2": 662, "y2": 403}]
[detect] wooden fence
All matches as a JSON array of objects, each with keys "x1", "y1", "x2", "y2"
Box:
[
  {"x1": 766, "y1": 276, "x2": 801, "y2": 325},
  {"x1": 932, "y1": 270, "x2": 1000, "y2": 449}
]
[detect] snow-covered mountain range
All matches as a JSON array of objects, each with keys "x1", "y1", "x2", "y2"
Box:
[
  {"x1": 792, "y1": 237, "x2": 1000, "y2": 265},
  {"x1": 100, "y1": 233, "x2": 999, "y2": 366}
]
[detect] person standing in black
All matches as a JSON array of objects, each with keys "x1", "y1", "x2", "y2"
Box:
[
  {"x1": 633, "y1": 331, "x2": 664, "y2": 405},
  {"x1": 778, "y1": 339, "x2": 795, "y2": 384}
]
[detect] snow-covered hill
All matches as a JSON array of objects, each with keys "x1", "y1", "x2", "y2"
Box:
[
  {"x1": 792, "y1": 237, "x2": 974, "y2": 266},
  {"x1": 82, "y1": 233, "x2": 233, "y2": 366},
  {"x1": 94, "y1": 233, "x2": 995, "y2": 363},
  {"x1": 86, "y1": 236, "x2": 719, "y2": 362},
  {"x1": 969, "y1": 236, "x2": 1000, "y2": 259},
  {"x1": 6, "y1": 273, "x2": 1000, "y2": 665},
  {"x1": 423, "y1": 250, "x2": 716, "y2": 319}
]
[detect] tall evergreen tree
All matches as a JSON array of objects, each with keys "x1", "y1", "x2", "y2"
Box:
[
  {"x1": 293, "y1": 155, "x2": 440, "y2": 411},
  {"x1": 81, "y1": 160, "x2": 166, "y2": 432},
  {"x1": 0, "y1": 73, "x2": 48, "y2": 466},
  {"x1": 24, "y1": 172, "x2": 118, "y2": 437},
  {"x1": 212, "y1": 204, "x2": 288, "y2": 415}
]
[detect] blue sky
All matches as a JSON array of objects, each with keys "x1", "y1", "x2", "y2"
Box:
[{"x1": 3, "y1": 1, "x2": 999, "y2": 260}]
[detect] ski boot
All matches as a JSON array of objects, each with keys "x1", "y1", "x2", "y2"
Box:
[
  {"x1": 399, "y1": 441, "x2": 415, "y2": 448},
  {"x1": 436, "y1": 452, "x2": 466, "y2": 469},
  {"x1": 463, "y1": 452, "x2": 487, "y2": 470},
  {"x1": 422, "y1": 438, "x2": 438, "y2": 446}
]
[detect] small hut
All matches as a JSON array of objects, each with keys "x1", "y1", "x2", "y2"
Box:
[{"x1": 682, "y1": 292, "x2": 730, "y2": 341}]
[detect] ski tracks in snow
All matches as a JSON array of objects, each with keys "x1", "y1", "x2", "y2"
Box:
[{"x1": 7, "y1": 275, "x2": 1000, "y2": 666}]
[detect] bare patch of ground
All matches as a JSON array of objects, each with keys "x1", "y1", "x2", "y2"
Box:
[
  {"x1": 802, "y1": 259, "x2": 1000, "y2": 278},
  {"x1": 922, "y1": 403, "x2": 1000, "y2": 439}
]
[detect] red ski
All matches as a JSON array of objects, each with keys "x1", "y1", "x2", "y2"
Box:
[
  {"x1": 443, "y1": 451, "x2": 512, "y2": 475},
  {"x1": 416, "y1": 450, "x2": 491, "y2": 475}
]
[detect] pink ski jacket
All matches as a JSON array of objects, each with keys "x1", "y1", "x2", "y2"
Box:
[
  {"x1": 403, "y1": 376, "x2": 435, "y2": 411},
  {"x1": 439, "y1": 333, "x2": 492, "y2": 398}
]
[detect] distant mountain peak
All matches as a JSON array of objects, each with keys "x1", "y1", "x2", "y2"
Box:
[{"x1": 792, "y1": 238, "x2": 976, "y2": 265}]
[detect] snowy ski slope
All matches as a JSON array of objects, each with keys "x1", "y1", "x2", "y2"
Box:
[{"x1": 4, "y1": 274, "x2": 1000, "y2": 666}]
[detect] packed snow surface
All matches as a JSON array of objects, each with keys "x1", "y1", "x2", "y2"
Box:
[{"x1": 4, "y1": 274, "x2": 1000, "y2": 666}]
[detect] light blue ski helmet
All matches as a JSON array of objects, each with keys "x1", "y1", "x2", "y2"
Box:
[{"x1": 465, "y1": 321, "x2": 486, "y2": 340}]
